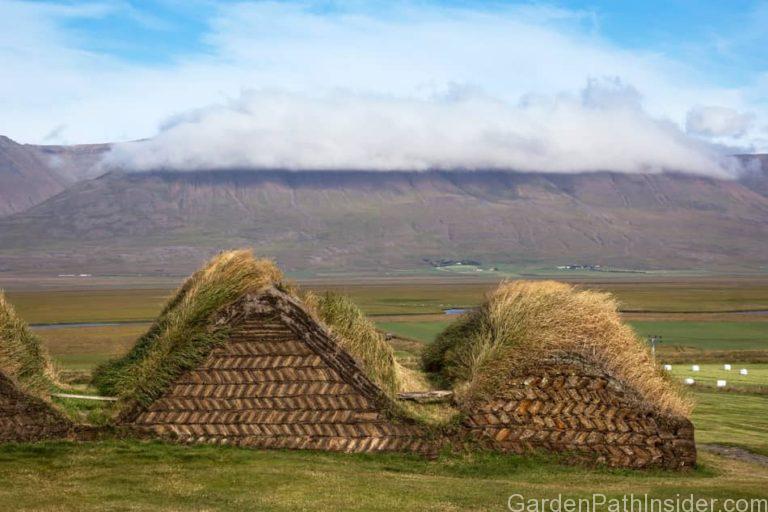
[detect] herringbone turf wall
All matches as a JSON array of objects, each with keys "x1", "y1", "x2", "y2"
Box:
[
  {"x1": 461, "y1": 356, "x2": 696, "y2": 469},
  {"x1": 130, "y1": 289, "x2": 429, "y2": 453},
  {"x1": 0, "y1": 372, "x2": 72, "y2": 442}
]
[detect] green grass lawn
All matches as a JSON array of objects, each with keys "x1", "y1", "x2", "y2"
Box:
[
  {"x1": 630, "y1": 321, "x2": 768, "y2": 350},
  {"x1": 0, "y1": 391, "x2": 764, "y2": 511},
  {"x1": 0, "y1": 439, "x2": 764, "y2": 512}
]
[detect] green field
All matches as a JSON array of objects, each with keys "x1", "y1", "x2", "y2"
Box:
[
  {"x1": 378, "y1": 319, "x2": 768, "y2": 349},
  {"x1": 693, "y1": 390, "x2": 768, "y2": 456},
  {"x1": 667, "y1": 363, "x2": 768, "y2": 391},
  {"x1": 631, "y1": 321, "x2": 768, "y2": 350},
  {"x1": 376, "y1": 320, "x2": 452, "y2": 343},
  {"x1": 34, "y1": 323, "x2": 151, "y2": 371},
  {"x1": 6, "y1": 288, "x2": 171, "y2": 324},
  {"x1": 8, "y1": 277, "x2": 768, "y2": 320},
  {"x1": 3, "y1": 277, "x2": 768, "y2": 510}
]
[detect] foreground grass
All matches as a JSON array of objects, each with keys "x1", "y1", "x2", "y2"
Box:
[
  {"x1": 0, "y1": 390, "x2": 765, "y2": 511},
  {"x1": 0, "y1": 441, "x2": 765, "y2": 512}
]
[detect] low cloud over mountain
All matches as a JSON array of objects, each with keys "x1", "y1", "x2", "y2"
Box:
[
  {"x1": 104, "y1": 81, "x2": 740, "y2": 178},
  {"x1": 686, "y1": 106, "x2": 754, "y2": 138}
]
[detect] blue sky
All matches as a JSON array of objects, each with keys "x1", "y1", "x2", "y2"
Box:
[
  {"x1": 1, "y1": 1, "x2": 767, "y2": 173},
  {"x1": 34, "y1": 1, "x2": 768, "y2": 83}
]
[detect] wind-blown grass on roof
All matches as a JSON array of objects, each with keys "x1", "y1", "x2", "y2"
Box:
[
  {"x1": 92, "y1": 250, "x2": 283, "y2": 410},
  {"x1": 94, "y1": 250, "x2": 434, "y2": 421},
  {"x1": 303, "y1": 291, "x2": 417, "y2": 399},
  {"x1": 304, "y1": 291, "x2": 456, "y2": 426},
  {"x1": 423, "y1": 280, "x2": 693, "y2": 418},
  {"x1": 0, "y1": 291, "x2": 57, "y2": 394}
]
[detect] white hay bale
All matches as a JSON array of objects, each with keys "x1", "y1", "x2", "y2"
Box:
[
  {"x1": 740, "y1": 368, "x2": 749, "y2": 376},
  {"x1": 723, "y1": 364, "x2": 732, "y2": 371},
  {"x1": 716, "y1": 380, "x2": 727, "y2": 388},
  {"x1": 663, "y1": 364, "x2": 672, "y2": 371},
  {"x1": 691, "y1": 365, "x2": 700, "y2": 372},
  {"x1": 684, "y1": 378, "x2": 695, "y2": 385}
]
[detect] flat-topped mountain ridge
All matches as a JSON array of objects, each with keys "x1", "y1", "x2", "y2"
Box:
[{"x1": 1, "y1": 165, "x2": 767, "y2": 274}]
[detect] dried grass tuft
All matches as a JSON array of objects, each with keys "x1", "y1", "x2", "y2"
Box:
[
  {"x1": 425, "y1": 280, "x2": 693, "y2": 418},
  {"x1": 304, "y1": 291, "x2": 460, "y2": 426},
  {"x1": 0, "y1": 291, "x2": 58, "y2": 394},
  {"x1": 303, "y1": 291, "x2": 404, "y2": 398}
]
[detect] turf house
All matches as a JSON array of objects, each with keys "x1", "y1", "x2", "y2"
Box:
[
  {"x1": 423, "y1": 280, "x2": 697, "y2": 469},
  {"x1": 93, "y1": 251, "x2": 433, "y2": 453}
]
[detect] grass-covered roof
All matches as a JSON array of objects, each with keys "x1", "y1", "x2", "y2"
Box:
[
  {"x1": 94, "y1": 249, "x2": 436, "y2": 422},
  {"x1": 92, "y1": 250, "x2": 283, "y2": 410},
  {"x1": 304, "y1": 291, "x2": 455, "y2": 426},
  {"x1": 423, "y1": 280, "x2": 693, "y2": 418},
  {"x1": 0, "y1": 291, "x2": 57, "y2": 394},
  {"x1": 303, "y1": 291, "x2": 426, "y2": 400}
]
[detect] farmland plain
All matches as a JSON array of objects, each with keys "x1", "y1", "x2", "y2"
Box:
[{"x1": 1, "y1": 275, "x2": 767, "y2": 510}]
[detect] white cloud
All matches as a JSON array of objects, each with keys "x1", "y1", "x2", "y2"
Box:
[
  {"x1": 0, "y1": 1, "x2": 765, "y2": 172},
  {"x1": 686, "y1": 106, "x2": 754, "y2": 138},
  {"x1": 104, "y1": 82, "x2": 737, "y2": 177}
]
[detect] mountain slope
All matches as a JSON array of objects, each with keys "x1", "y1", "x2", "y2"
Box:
[
  {"x1": 0, "y1": 136, "x2": 108, "y2": 216},
  {"x1": 738, "y1": 154, "x2": 768, "y2": 198},
  {"x1": 1, "y1": 169, "x2": 767, "y2": 274}
]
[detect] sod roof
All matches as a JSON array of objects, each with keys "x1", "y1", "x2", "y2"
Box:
[
  {"x1": 93, "y1": 250, "x2": 283, "y2": 408},
  {"x1": 94, "y1": 250, "x2": 420, "y2": 420},
  {"x1": 423, "y1": 280, "x2": 693, "y2": 418},
  {"x1": 0, "y1": 291, "x2": 57, "y2": 395}
]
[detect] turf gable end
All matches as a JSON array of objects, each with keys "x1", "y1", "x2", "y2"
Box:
[
  {"x1": 460, "y1": 354, "x2": 696, "y2": 469},
  {"x1": 429, "y1": 280, "x2": 697, "y2": 469},
  {"x1": 123, "y1": 287, "x2": 432, "y2": 454}
]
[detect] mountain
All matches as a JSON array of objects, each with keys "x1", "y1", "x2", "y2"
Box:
[
  {"x1": 0, "y1": 136, "x2": 108, "y2": 216},
  {"x1": 737, "y1": 154, "x2": 768, "y2": 198},
  {"x1": 1, "y1": 167, "x2": 767, "y2": 275}
]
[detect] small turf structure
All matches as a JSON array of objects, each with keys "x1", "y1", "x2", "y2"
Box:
[
  {"x1": 94, "y1": 250, "x2": 433, "y2": 453},
  {"x1": 0, "y1": 291, "x2": 73, "y2": 442},
  {"x1": 424, "y1": 280, "x2": 697, "y2": 469}
]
